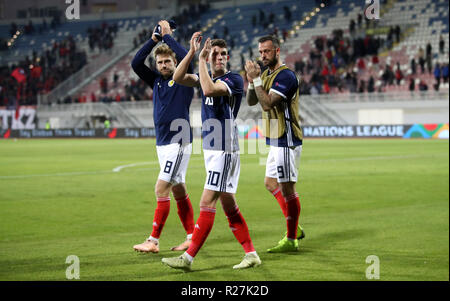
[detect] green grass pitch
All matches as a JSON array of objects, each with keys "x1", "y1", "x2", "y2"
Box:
[{"x1": 0, "y1": 138, "x2": 448, "y2": 281}]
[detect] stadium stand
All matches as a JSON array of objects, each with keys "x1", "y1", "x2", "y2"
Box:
[{"x1": 0, "y1": 0, "x2": 448, "y2": 129}]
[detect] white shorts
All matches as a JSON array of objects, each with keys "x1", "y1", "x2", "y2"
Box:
[
  {"x1": 203, "y1": 149, "x2": 240, "y2": 194},
  {"x1": 157, "y1": 143, "x2": 192, "y2": 185},
  {"x1": 265, "y1": 145, "x2": 302, "y2": 183}
]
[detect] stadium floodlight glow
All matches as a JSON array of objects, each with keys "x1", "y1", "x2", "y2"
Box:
[
  {"x1": 16, "y1": 31, "x2": 20, "y2": 35},
  {"x1": 7, "y1": 42, "x2": 11, "y2": 47},
  {"x1": 306, "y1": 16, "x2": 310, "y2": 21},
  {"x1": 295, "y1": 25, "x2": 300, "y2": 30},
  {"x1": 316, "y1": 8, "x2": 320, "y2": 12},
  {"x1": 13, "y1": 35, "x2": 17, "y2": 39},
  {"x1": 311, "y1": 12, "x2": 315, "y2": 16},
  {"x1": 320, "y1": 3, "x2": 325, "y2": 7},
  {"x1": 29, "y1": 64, "x2": 34, "y2": 69},
  {"x1": 300, "y1": 21, "x2": 305, "y2": 25}
]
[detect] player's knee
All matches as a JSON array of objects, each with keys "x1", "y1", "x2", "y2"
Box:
[
  {"x1": 171, "y1": 183, "x2": 187, "y2": 198},
  {"x1": 264, "y1": 178, "x2": 278, "y2": 192},
  {"x1": 280, "y1": 183, "x2": 296, "y2": 197},
  {"x1": 155, "y1": 180, "x2": 171, "y2": 197}
]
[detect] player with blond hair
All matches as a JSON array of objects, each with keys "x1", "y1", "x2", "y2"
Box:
[{"x1": 131, "y1": 20, "x2": 195, "y2": 253}]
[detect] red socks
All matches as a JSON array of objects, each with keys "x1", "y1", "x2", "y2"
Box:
[
  {"x1": 186, "y1": 207, "x2": 216, "y2": 258},
  {"x1": 150, "y1": 197, "x2": 171, "y2": 239},
  {"x1": 225, "y1": 205, "x2": 255, "y2": 253},
  {"x1": 285, "y1": 193, "x2": 301, "y2": 240},
  {"x1": 175, "y1": 195, "x2": 195, "y2": 236},
  {"x1": 271, "y1": 187, "x2": 288, "y2": 217}
]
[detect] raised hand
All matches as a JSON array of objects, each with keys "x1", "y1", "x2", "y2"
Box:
[
  {"x1": 199, "y1": 38, "x2": 211, "y2": 60},
  {"x1": 245, "y1": 60, "x2": 261, "y2": 81},
  {"x1": 158, "y1": 20, "x2": 172, "y2": 36},
  {"x1": 190, "y1": 31, "x2": 202, "y2": 53}
]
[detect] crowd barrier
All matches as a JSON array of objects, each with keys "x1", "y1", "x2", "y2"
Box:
[{"x1": 1, "y1": 124, "x2": 448, "y2": 139}]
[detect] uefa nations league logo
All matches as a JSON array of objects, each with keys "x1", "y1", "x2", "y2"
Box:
[{"x1": 364, "y1": 0, "x2": 380, "y2": 20}]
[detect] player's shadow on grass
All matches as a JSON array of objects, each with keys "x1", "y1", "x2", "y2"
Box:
[{"x1": 307, "y1": 228, "x2": 370, "y2": 247}]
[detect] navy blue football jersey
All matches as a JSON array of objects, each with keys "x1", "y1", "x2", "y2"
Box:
[
  {"x1": 131, "y1": 35, "x2": 193, "y2": 145},
  {"x1": 266, "y1": 68, "x2": 302, "y2": 147},
  {"x1": 199, "y1": 71, "x2": 243, "y2": 152}
]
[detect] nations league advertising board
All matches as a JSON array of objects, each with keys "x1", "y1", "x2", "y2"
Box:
[{"x1": 1, "y1": 124, "x2": 449, "y2": 139}]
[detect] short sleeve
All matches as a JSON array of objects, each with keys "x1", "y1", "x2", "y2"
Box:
[
  {"x1": 217, "y1": 73, "x2": 243, "y2": 96},
  {"x1": 270, "y1": 70, "x2": 298, "y2": 100}
]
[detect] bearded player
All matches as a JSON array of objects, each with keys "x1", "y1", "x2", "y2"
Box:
[
  {"x1": 131, "y1": 20, "x2": 195, "y2": 253},
  {"x1": 245, "y1": 35, "x2": 305, "y2": 253}
]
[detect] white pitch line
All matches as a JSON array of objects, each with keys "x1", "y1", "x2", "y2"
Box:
[
  {"x1": 0, "y1": 162, "x2": 160, "y2": 180},
  {"x1": 112, "y1": 161, "x2": 158, "y2": 172},
  {"x1": 0, "y1": 170, "x2": 113, "y2": 180},
  {"x1": 0, "y1": 154, "x2": 444, "y2": 180}
]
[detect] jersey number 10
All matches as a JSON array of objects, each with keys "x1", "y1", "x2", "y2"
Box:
[{"x1": 207, "y1": 170, "x2": 221, "y2": 186}]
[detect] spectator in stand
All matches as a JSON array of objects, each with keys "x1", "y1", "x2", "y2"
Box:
[
  {"x1": 418, "y1": 47, "x2": 426, "y2": 73},
  {"x1": 439, "y1": 35, "x2": 445, "y2": 54},
  {"x1": 382, "y1": 64, "x2": 395, "y2": 86},
  {"x1": 113, "y1": 72, "x2": 119, "y2": 88},
  {"x1": 100, "y1": 77, "x2": 108, "y2": 94},
  {"x1": 349, "y1": 19, "x2": 356, "y2": 36},
  {"x1": 357, "y1": 13, "x2": 363, "y2": 29},
  {"x1": 0, "y1": 35, "x2": 87, "y2": 106},
  {"x1": 419, "y1": 80, "x2": 428, "y2": 91},
  {"x1": 295, "y1": 59, "x2": 305, "y2": 75},
  {"x1": 426, "y1": 42, "x2": 433, "y2": 73},
  {"x1": 368, "y1": 76, "x2": 375, "y2": 93},
  {"x1": 395, "y1": 62, "x2": 403, "y2": 85},
  {"x1": 372, "y1": 55, "x2": 379, "y2": 70},
  {"x1": 282, "y1": 29, "x2": 288, "y2": 41},
  {"x1": 358, "y1": 80, "x2": 365, "y2": 93},
  {"x1": 258, "y1": 9, "x2": 265, "y2": 25},
  {"x1": 434, "y1": 63, "x2": 441, "y2": 90},
  {"x1": 409, "y1": 78, "x2": 415, "y2": 92},
  {"x1": 394, "y1": 25, "x2": 401, "y2": 43},
  {"x1": 442, "y1": 63, "x2": 449, "y2": 83},
  {"x1": 410, "y1": 57, "x2": 416, "y2": 75},
  {"x1": 323, "y1": 80, "x2": 330, "y2": 94},
  {"x1": 357, "y1": 57, "x2": 366, "y2": 75},
  {"x1": 283, "y1": 6, "x2": 292, "y2": 22}
]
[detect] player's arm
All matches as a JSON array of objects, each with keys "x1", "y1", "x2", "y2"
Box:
[
  {"x1": 161, "y1": 22, "x2": 194, "y2": 73},
  {"x1": 198, "y1": 38, "x2": 230, "y2": 97},
  {"x1": 173, "y1": 32, "x2": 201, "y2": 87},
  {"x1": 245, "y1": 61, "x2": 259, "y2": 106},
  {"x1": 131, "y1": 32, "x2": 158, "y2": 86}
]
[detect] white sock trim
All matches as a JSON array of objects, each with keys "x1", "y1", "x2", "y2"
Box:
[
  {"x1": 186, "y1": 234, "x2": 193, "y2": 240},
  {"x1": 246, "y1": 251, "x2": 258, "y2": 256},
  {"x1": 148, "y1": 236, "x2": 159, "y2": 244},
  {"x1": 183, "y1": 252, "x2": 194, "y2": 263}
]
